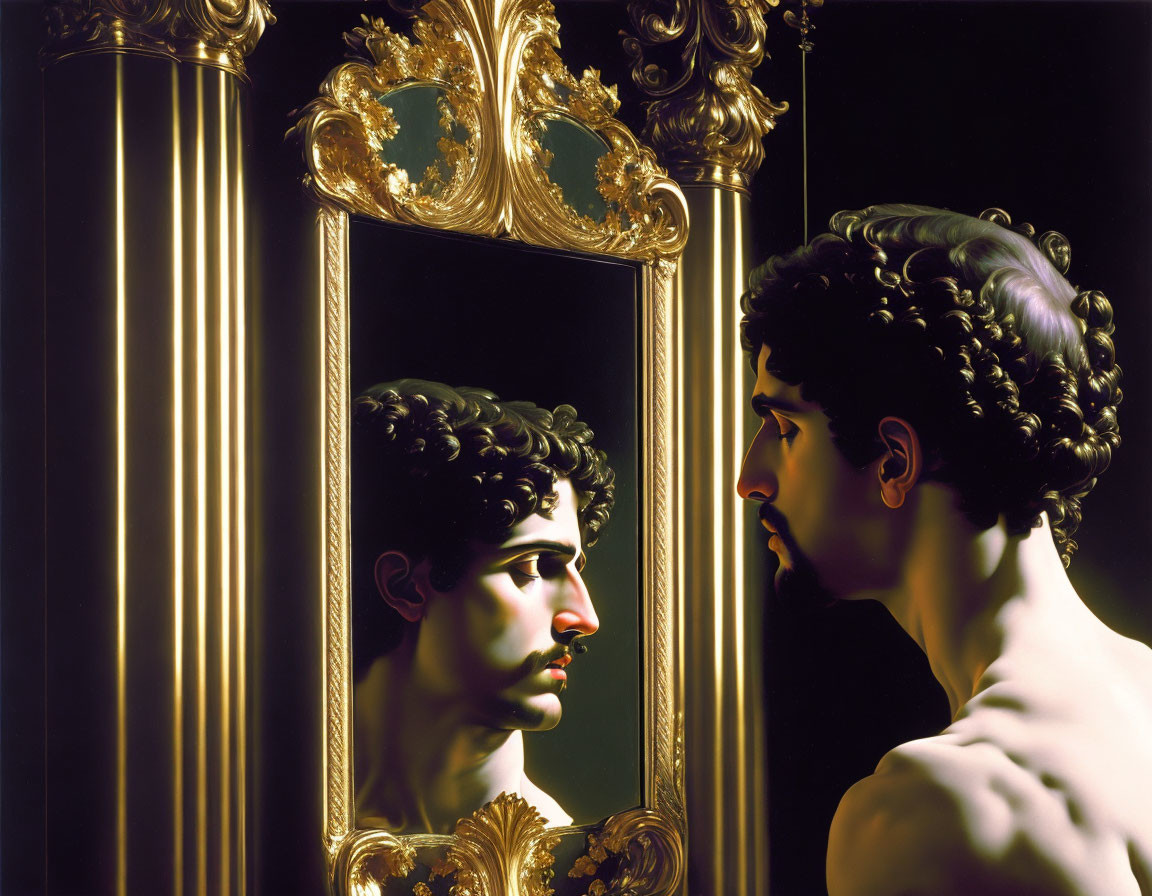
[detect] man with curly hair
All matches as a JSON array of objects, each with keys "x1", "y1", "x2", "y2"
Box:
[
  {"x1": 350, "y1": 379, "x2": 615, "y2": 833},
  {"x1": 738, "y1": 205, "x2": 1152, "y2": 895}
]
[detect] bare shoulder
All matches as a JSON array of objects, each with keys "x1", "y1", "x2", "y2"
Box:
[
  {"x1": 519, "y1": 777, "x2": 572, "y2": 829},
  {"x1": 827, "y1": 736, "x2": 1142, "y2": 896}
]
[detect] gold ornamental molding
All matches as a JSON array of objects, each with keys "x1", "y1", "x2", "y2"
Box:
[
  {"x1": 336, "y1": 794, "x2": 560, "y2": 896},
  {"x1": 42, "y1": 0, "x2": 274, "y2": 78},
  {"x1": 335, "y1": 798, "x2": 685, "y2": 896},
  {"x1": 291, "y1": 0, "x2": 689, "y2": 262},
  {"x1": 623, "y1": 0, "x2": 788, "y2": 192},
  {"x1": 304, "y1": 3, "x2": 688, "y2": 893}
]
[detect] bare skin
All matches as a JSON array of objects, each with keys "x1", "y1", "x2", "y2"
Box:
[
  {"x1": 739, "y1": 345, "x2": 1152, "y2": 896},
  {"x1": 355, "y1": 656, "x2": 569, "y2": 833},
  {"x1": 355, "y1": 480, "x2": 594, "y2": 833},
  {"x1": 827, "y1": 501, "x2": 1152, "y2": 896}
]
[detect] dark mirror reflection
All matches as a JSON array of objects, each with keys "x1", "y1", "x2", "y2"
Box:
[
  {"x1": 376, "y1": 84, "x2": 470, "y2": 197},
  {"x1": 348, "y1": 218, "x2": 642, "y2": 833},
  {"x1": 531, "y1": 114, "x2": 610, "y2": 222}
]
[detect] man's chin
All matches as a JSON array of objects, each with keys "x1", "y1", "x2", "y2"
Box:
[
  {"x1": 773, "y1": 554, "x2": 837, "y2": 608},
  {"x1": 500, "y1": 693, "x2": 562, "y2": 732}
]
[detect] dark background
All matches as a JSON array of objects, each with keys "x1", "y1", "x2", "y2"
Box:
[
  {"x1": 3, "y1": 1, "x2": 1150, "y2": 894},
  {"x1": 347, "y1": 219, "x2": 643, "y2": 824}
]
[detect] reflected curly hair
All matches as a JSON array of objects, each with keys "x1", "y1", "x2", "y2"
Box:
[
  {"x1": 741, "y1": 204, "x2": 1121, "y2": 566},
  {"x1": 352, "y1": 379, "x2": 615, "y2": 675}
]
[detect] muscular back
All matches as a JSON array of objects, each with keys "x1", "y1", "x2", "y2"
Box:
[{"x1": 827, "y1": 616, "x2": 1152, "y2": 896}]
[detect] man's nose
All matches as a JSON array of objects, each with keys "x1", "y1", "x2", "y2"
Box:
[
  {"x1": 552, "y1": 566, "x2": 598, "y2": 636},
  {"x1": 737, "y1": 427, "x2": 778, "y2": 502}
]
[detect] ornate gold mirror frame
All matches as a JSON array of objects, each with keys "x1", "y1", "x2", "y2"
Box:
[{"x1": 292, "y1": 2, "x2": 689, "y2": 893}]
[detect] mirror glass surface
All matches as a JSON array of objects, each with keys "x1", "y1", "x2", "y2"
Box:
[
  {"x1": 531, "y1": 114, "x2": 610, "y2": 222},
  {"x1": 376, "y1": 84, "x2": 470, "y2": 198},
  {"x1": 348, "y1": 217, "x2": 642, "y2": 831}
]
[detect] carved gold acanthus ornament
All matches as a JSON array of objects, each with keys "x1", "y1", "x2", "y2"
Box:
[
  {"x1": 623, "y1": 0, "x2": 788, "y2": 191},
  {"x1": 292, "y1": 0, "x2": 688, "y2": 263},
  {"x1": 445, "y1": 793, "x2": 562, "y2": 896},
  {"x1": 42, "y1": 0, "x2": 274, "y2": 78}
]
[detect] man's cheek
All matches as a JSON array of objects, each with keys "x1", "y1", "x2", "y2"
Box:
[{"x1": 482, "y1": 621, "x2": 538, "y2": 669}]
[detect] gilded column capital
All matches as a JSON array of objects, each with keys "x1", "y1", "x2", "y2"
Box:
[
  {"x1": 43, "y1": 0, "x2": 275, "y2": 78},
  {"x1": 624, "y1": 0, "x2": 787, "y2": 192}
]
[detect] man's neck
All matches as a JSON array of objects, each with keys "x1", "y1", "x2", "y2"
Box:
[
  {"x1": 354, "y1": 656, "x2": 529, "y2": 833},
  {"x1": 876, "y1": 486, "x2": 1085, "y2": 718}
]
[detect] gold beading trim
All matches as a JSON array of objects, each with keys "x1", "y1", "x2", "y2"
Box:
[
  {"x1": 42, "y1": 0, "x2": 274, "y2": 78},
  {"x1": 644, "y1": 260, "x2": 685, "y2": 830},
  {"x1": 292, "y1": 0, "x2": 688, "y2": 262},
  {"x1": 623, "y1": 0, "x2": 787, "y2": 192},
  {"x1": 319, "y1": 206, "x2": 355, "y2": 856}
]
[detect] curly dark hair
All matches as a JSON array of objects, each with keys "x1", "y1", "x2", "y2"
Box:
[
  {"x1": 352, "y1": 379, "x2": 616, "y2": 676},
  {"x1": 741, "y1": 204, "x2": 1121, "y2": 566}
]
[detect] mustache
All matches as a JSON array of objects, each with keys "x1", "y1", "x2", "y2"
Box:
[
  {"x1": 758, "y1": 503, "x2": 838, "y2": 609},
  {"x1": 758, "y1": 502, "x2": 793, "y2": 540},
  {"x1": 526, "y1": 642, "x2": 573, "y2": 672}
]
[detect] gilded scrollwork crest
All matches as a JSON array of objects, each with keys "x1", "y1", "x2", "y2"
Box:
[
  {"x1": 293, "y1": 8, "x2": 497, "y2": 236},
  {"x1": 292, "y1": 0, "x2": 688, "y2": 262},
  {"x1": 42, "y1": 0, "x2": 274, "y2": 76},
  {"x1": 623, "y1": 0, "x2": 788, "y2": 190}
]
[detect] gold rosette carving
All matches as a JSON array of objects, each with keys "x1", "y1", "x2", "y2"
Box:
[
  {"x1": 623, "y1": 0, "x2": 788, "y2": 191},
  {"x1": 42, "y1": 0, "x2": 274, "y2": 77},
  {"x1": 292, "y1": 0, "x2": 688, "y2": 262},
  {"x1": 568, "y1": 809, "x2": 683, "y2": 896}
]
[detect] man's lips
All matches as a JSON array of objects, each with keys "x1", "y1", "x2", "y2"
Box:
[
  {"x1": 545, "y1": 652, "x2": 571, "y2": 680},
  {"x1": 758, "y1": 504, "x2": 787, "y2": 553},
  {"x1": 537, "y1": 646, "x2": 574, "y2": 682}
]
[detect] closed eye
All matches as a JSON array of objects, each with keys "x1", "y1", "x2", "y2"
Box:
[
  {"x1": 510, "y1": 556, "x2": 540, "y2": 581},
  {"x1": 774, "y1": 413, "x2": 799, "y2": 443}
]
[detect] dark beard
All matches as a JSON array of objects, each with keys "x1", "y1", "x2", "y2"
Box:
[{"x1": 758, "y1": 503, "x2": 837, "y2": 608}]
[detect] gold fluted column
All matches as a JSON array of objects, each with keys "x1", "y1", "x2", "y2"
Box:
[
  {"x1": 625, "y1": 2, "x2": 787, "y2": 893},
  {"x1": 41, "y1": 3, "x2": 270, "y2": 893}
]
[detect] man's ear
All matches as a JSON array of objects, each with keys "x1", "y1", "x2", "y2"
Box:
[
  {"x1": 876, "y1": 416, "x2": 922, "y2": 510},
  {"x1": 374, "y1": 551, "x2": 428, "y2": 623}
]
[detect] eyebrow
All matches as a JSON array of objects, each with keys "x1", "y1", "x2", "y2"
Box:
[
  {"x1": 497, "y1": 540, "x2": 581, "y2": 563},
  {"x1": 751, "y1": 392, "x2": 808, "y2": 417}
]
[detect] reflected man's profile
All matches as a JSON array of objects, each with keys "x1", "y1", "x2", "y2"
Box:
[{"x1": 351, "y1": 379, "x2": 615, "y2": 833}]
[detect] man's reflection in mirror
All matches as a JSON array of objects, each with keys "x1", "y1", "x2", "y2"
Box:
[{"x1": 351, "y1": 379, "x2": 615, "y2": 833}]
